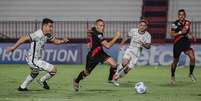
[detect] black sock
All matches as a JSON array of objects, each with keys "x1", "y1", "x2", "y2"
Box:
[
  {"x1": 75, "y1": 71, "x2": 86, "y2": 83},
  {"x1": 189, "y1": 64, "x2": 195, "y2": 75},
  {"x1": 171, "y1": 68, "x2": 176, "y2": 77},
  {"x1": 108, "y1": 67, "x2": 117, "y2": 81}
]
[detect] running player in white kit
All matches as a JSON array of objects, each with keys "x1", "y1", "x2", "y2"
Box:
[
  {"x1": 6, "y1": 18, "x2": 69, "y2": 91},
  {"x1": 112, "y1": 19, "x2": 151, "y2": 86}
]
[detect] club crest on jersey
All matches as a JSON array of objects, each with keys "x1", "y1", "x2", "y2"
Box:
[
  {"x1": 98, "y1": 34, "x2": 103, "y2": 40},
  {"x1": 171, "y1": 24, "x2": 177, "y2": 29}
]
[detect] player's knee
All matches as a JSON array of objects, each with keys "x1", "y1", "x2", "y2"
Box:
[
  {"x1": 111, "y1": 64, "x2": 117, "y2": 68},
  {"x1": 49, "y1": 67, "x2": 57, "y2": 76},
  {"x1": 84, "y1": 70, "x2": 90, "y2": 76},
  {"x1": 189, "y1": 56, "x2": 195, "y2": 63},
  {"x1": 122, "y1": 60, "x2": 129, "y2": 66},
  {"x1": 49, "y1": 71, "x2": 56, "y2": 76},
  {"x1": 173, "y1": 58, "x2": 179, "y2": 64},
  {"x1": 31, "y1": 69, "x2": 39, "y2": 78},
  {"x1": 51, "y1": 66, "x2": 57, "y2": 73}
]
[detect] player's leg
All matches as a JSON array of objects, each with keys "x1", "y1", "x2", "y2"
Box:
[
  {"x1": 73, "y1": 56, "x2": 99, "y2": 91},
  {"x1": 170, "y1": 58, "x2": 179, "y2": 85},
  {"x1": 116, "y1": 53, "x2": 138, "y2": 80},
  {"x1": 18, "y1": 68, "x2": 39, "y2": 91},
  {"x1": 104, "y1": 57, "x2": 119, "y2": 86},
  {"x1": 116, "y1": 47, "x2": 126, "y2": 73},
  {"x1": 104, "y1": 57, "x2": 117, "y2": 81},
  {"x1": 114, "y1": 48, "x2": 133, "y2": 80},
  {"x1": 114, "y1": 58, "x2": 130, "y2": 80},
  {"x1": 171, "y1": 44, "x2": 182, "y2": 85},
  {"x1": 18, "y1": 58, "x2": 40, "y2": 91},
  {"x1": 184, "y1": 49, "x2": 196, "y2": 82},
  {"x1": 36, "y1": 60, "x2": 56, "y2": 90}
]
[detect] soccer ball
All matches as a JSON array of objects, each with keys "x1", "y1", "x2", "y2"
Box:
[{"x1": 134, "y1": 82, "x2": 147, "y2": 94}]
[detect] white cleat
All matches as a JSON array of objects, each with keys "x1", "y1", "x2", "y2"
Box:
[
  {"x1": 170, "y1": 76, "x2": 176, "y2": 85},
  {"x1": 111, "y1": 80, "x2": 120, "y2": 87},
  {"x1": 189, "y1": 74, "x2": 197, "y2": 82}
]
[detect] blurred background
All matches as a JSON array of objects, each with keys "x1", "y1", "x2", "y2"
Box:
[{"x1": 0, "y1": 0, "x2": 200, "y2": 66}]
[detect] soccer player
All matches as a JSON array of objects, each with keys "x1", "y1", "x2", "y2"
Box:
[
  {"x1": 170, "y1": 9, "x2": 197, "y2": 85},
  {"x1": 6, "y1": 18, "x2": 69, "y2": 91},
  {"x1": 73, "y1": 19, "x2": 121, "y2": 92},
  {"x1": 112, "y1": 19, "x2": 151, "y2": 86}
]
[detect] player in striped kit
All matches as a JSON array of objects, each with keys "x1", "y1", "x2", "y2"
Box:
[
  {"x1": 112, "y1": 19, "x2": 151, "y2": 86},
  {"x1": 6, "y1": 18, "x2": 69, "y2": 91}
]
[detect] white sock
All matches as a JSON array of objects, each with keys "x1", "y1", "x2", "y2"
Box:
[
  {"x1": 20, "y1": 75, "x2": 34, "y2": 89},
  {"x1": 116, "y1": 64, "x2": 123, "y2": 75},
  {"x1": 40, "y1": 73, "x2": 52, "y2": 82}
]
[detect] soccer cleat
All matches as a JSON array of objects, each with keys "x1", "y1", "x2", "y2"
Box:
[
  {"x1": 189, "y1": 74, "x2": 197, "y2": 82},
  {"x1": 37, "y1": 79, "x2": 50, "y2": 90},
  {"x1": 170, "y1": 76, "x2": 176, "y2": 85},
  {"x1": 18, "y1": 86, "x2": 28, "y2": 91},
  {"x1": 111, "y1": 74, "x2": 120, "y2": 86},
  {"x1": 111, "y1": 80, "x2": 120, "y2": 87},
  {"x1": 73, "y1": 78, "x2": 79, "y2": 92}
]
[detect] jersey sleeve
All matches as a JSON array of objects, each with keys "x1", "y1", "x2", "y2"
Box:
[
  {"x1": 144, "y1": 33, "x2": 151, "y2": 44},
  {"x1": 171, "y1": 21, "x2": 178, "y2": 31},
  {"x1": 128, "y1": 29, "x2": 133, "y2": 37},
  {"x1": 28, "y1": 32, "x2": 38, "y2": 41},
  {"x1": 94, "y1": 33, "x2": 104, "y2": 43}
]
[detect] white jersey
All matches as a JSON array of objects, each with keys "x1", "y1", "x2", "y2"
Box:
[
  {"x1": 122, "y1": 28, "x2": 151, "y2": 68},
  {"x1": 128, "y1": 28, "x2": 151, "y2": 49},
  {"x1": 27, "y1": 29, "x2": 55, "y2": 60}
]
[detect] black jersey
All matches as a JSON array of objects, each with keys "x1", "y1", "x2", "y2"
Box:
[
  {"x1": 171, "y1": 20, "x2": 191, "y2": 44},
  {"x1": 88, "y1": 27, "x2": 105, "y2": 57},
  {"x1": 171, "y1": 20, "x2": 192, "y2": 58},
  {"x1": 85, "y1": 27, "x2": 110, "y2": 72}
]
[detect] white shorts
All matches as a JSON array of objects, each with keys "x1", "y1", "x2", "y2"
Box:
[
  {"x1": 26, "y1": 57, "x2": 54, "y2": 72},
  {"x1": 123, "y1": 47, "x2": 141, "y2": 68}
]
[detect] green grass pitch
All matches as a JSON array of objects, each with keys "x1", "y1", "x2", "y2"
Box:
[{"x1": 0, "y1": 64, "x2": 201, "y2": 101}]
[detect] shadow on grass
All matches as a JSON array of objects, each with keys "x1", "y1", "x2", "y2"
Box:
[
  {"x1": 85, "y1": 89, "x2": 116, "y2": 92},
  {"x1": 156, "y1": 81, "x2": 193, "y2": 87}
]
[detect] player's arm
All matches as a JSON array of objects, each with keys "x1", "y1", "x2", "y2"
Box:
[
  {"x1": 170, "y1": 30, "x2": 178, "y2": 37},
  {"x1": 50, "y1": 37, "x2": 69, "y2": 45},
  {"x1": 119, "y1": 34, "x2": 129, "y2": 49},
  {"x1": 141, "y1": 43, "x2": 151, "y2": 49},
  {"x1": 6, "y1": 35, "x2": 30, "y2": 52},
  {"x1": 169, "y1": 22, "x2": 181, "y2": 37},
  {"x1": 189, "y1": 32, "x2": 197, "y2": 42},
  {"x1": 140, "y1": 34, "x2": 151, "y2": 49},
  {"x1": 101, "y1": 32, "x2": 121, "y2": 48}
]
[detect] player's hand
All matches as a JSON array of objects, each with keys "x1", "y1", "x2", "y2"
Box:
[
  {"x1": 119, "y1": 44, "x2": 125, "y2": 50},
  {"x1": 115, "y1": 32, "x2": 121, "y2": 38},
  {"x1": 63, "y1": 37, "x2": 70, "y2": 43},
  {"x1": 139, "y1": 41, "x2": 145, "y2": 46},
  {"x1": 5, "y1": 47, "x2": 15, "y2": 53}
]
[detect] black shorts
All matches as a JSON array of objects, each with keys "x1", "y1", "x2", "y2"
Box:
[
  {"x1": 173, "y1": 37, "x2": 192, "y2": 59},
  {"x1": 85, "y1": 51, "x2": 110, "y2": 73}
]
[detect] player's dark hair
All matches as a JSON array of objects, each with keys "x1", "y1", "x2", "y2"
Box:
[
  {"x1": 139, "y1": 19, "x2": 149, "y2": 25},
  {"x1": 178, "y1": 9, "x2": 186, "y2": 15},
  {"x1": 96, "y1": 19, "x2": 104, "y2": 24},
  {"x1": 42, "y1": 18, "x2": 54, "y2": 26}
]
